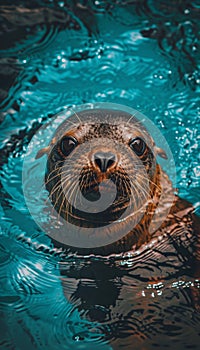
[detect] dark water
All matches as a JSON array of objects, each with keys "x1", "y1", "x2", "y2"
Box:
[{"x1": 0, "y1": 1, "x2": 200, "y2": 349}]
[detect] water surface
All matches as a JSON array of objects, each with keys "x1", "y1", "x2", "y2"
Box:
[{"x1": 0, "y1": 1, "x2": 200, "y2": 349}]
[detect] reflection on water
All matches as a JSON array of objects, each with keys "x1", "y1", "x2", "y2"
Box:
[{"x1": 0, "y1": 1, "x2": 200, "y2": 349}]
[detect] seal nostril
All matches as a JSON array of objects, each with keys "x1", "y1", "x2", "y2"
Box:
[
  {"x1": 94, "y1": 152, "x2": 116, "y2": 173},
  {"x1": 107, "y1": 157, "x2": 115, "y2": 168}
]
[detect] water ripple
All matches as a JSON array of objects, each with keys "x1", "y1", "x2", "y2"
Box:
[{"x1": 0, "y1": 1, "x2": 200, "y2": 349}]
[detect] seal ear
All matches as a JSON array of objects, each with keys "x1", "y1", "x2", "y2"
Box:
[
  {"x1": 35, "y1": 137, "x2": 57, "y2": 159},
  {"x1": 35, "y1": 146, "x2": 50, "y2": 159},
  {"x1": 154, "y1": 146, "x2": 168, "y2": 159}
]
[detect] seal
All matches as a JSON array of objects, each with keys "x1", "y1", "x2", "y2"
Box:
[
  {"x1": 36, "y1": 108, "x2": 198, "y2": 257},
  {"x1": 36, "y1": 108, "x2": 200, "y2": 343}
]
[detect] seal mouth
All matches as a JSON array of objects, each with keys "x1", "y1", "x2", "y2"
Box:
[
  {"x1": 80, "y1": 174, "x2": 130, "y2": 200},
  {"x1": 79, "y1": 166, "x2": 132, "y2": 195},
  {"x1": 64, "y1": 172, "x2": 132, "y2": 227},
  {"x1": 46, "y1": 161, "x2": 150, "y2": 229},
  {"x1": 81, "y1": 183, "x2": 101, "y2": 202}
]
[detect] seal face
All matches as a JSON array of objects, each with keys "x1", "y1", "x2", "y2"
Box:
[{"x1": 36, "y1": 109, "x2": 169, "y2": 254}]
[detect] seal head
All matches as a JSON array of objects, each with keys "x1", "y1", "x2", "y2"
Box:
[{"x1": 36, "y1": 109, "x2": 168, "y2": 254}]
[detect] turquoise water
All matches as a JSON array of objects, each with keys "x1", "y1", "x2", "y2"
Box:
[{"x1": 0, "y1": 1, "x2": 200, "y2": 349}]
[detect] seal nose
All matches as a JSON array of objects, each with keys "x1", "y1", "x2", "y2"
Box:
[{"x1": 94, "y1": 151, "x2": 116, "y2": 173}]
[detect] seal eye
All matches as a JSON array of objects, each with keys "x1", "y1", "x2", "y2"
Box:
[
  {"x1": 129, "y1": 137, "x2": 146, "y2": 156},
  {"x1": 60, "y1": 136, "x2": 78, "y2": 156}
]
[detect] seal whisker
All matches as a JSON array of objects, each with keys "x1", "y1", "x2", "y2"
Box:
[
  {"x1": 56, "y1": 176, "x2": 77, "y2": 220},
  {"x1": 64, "y1": 180, "x2": 81, "y2": 222},
  {"x1": 126, "y1": 174, "x2": 150, "y2": 206},
  {"x1": 54, "y1": 187, "x2": 65, "y2": 218},
  {"x1": 69, "y1": 180, "x2": 82, "y2": 210},
  {"x1": 126, "y1": 113, "x2": 145, "y2": 126},
  {"x1": 46, "y1": 166, "x2": 77, "y2": 187},
  {"x1": 43, "y1": 177, "x2": 63, "y2": 207},
  {"x1": 47, "y1": 174, "x2": 72, "y2": 205},
  {"x1": 45, "y1": 156, "x2": 86, "y2": 186},
  {"x1": 48, "y1": 180, "x2": 63, "y2": 203},
  {"x1": 50, "y1": 175, "x2": 71, "y2": 205},
  {"x1": 70, "y1": 108, "x2": 82, "y2": 124},
  {"x1": 57, "y1": 190, "x2": 67, "y2": 220},
  {"x1": 48, "y1": 184, "x2": 63, "y2": 216},
  {"x1": 62, "y1": 119, "x2": 79, "y2": 127},
  {"x1": 44, "y1": 162, "x2": 66, "y2": 183},
  {"x1": 45, "y1": 169, "x2": 65, "y2": 186},
  {"x1": 136, "y1": 172, "x2": 161, "y2": 194},
  {"x1": 129, "y1": 175, "x2": 150, "y2": 201},
  {"x1": 128, "y1": 180, "x2": 144, "y2": 211}
]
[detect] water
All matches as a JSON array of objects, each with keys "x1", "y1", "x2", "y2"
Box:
[{"x1": 0, "y1": 1, "x2": 200, "y2": 349}]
